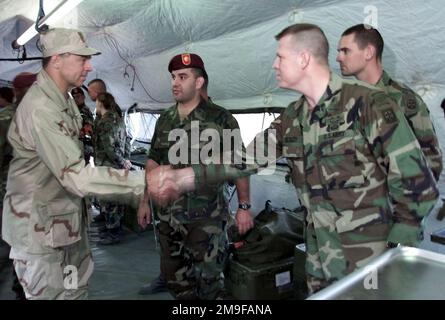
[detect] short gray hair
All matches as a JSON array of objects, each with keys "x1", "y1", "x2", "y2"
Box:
[{"x1": 275, "y1": 23, "x2": 329, "y2": 65}]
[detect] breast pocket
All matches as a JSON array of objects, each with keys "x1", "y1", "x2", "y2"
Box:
[
  {"x1": 319, "y1": 136, "x2": 365, "y2": 189},
  {"x1": 154, "y1": 133, "x2": 177, "y2": 165}
]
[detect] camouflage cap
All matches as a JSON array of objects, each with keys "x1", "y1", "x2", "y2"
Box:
[
  {"x1": 40, "y1": 28, "x2": 101, "y2": 58},
  {"x1": 168, "y1": 53, "x2": 208, "y2": 79}
]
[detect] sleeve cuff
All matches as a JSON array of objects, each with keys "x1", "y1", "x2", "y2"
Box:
[{"x1": 192, "y1": 164, "x2": 206, "y2": 187}]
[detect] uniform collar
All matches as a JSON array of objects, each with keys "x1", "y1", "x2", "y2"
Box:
[
  {"x1": 375, "y1": 70, "x2": 391, "y2": 88},
  {"x1": 102, "y1": 110, "x2": 118, "y2": 120},
  {"x1": 307, "y1": 72, "x2": 343, "y2": 120},
  {"x1": 192, "y1": 98, "x2": 209, "y2": 121},
  {"x1": 37, "y1": 70, "x2": 78, "y2": 113},
  {"x1": 174, "y1": 97, "x2": 210, "y2": 122}
]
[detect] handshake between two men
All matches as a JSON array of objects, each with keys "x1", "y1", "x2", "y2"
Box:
[
  {"x1": 146, "y1": 166, "x2": 196, "y2": 207},
  {"x1": 146, "y1": 162, "x2": 254, "y2": 207}
]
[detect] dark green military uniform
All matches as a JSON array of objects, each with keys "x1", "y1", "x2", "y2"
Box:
[
  {"x1": 93, "y1": 111, "x2": 127, "y2": 230},
  {"x1": 78, "y1": 104, "x2": 94, "y2": 129},
  {"x1": 94, "y1": 111, "x2": 126, "y2": 168},
  {"x1": 149, "y1": 98, "x2": 241, "y2": 299},
  {"x1": 77, "y1": 103, "x2": 95, "y2": 163},
  {"x1": 376, "y1": 70, "x2": 442, "y2": 181},
  {"x1": 192, "y1": 73, "x2": 438, "y2": 294}
]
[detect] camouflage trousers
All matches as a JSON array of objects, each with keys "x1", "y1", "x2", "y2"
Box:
[
  {"x1": 100, "y1": 201, "x2": 124, "y2": 230},
  {"x1": 158, "y1": 219, "x2": 228, "y2": 300},
  {"x1": 9, "y1": 236, "x2": 93, "y2": 300},
  {"x1": 304, "y1": 219, "x2": 389, "y2": 295}
]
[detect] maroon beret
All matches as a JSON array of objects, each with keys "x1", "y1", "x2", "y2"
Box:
[
  {"x1": 12, "y1": 72, "x2": 37, "y2": 89},
  {"x1": 168, "y1": 53, "x2": 207, "y2": 77}
]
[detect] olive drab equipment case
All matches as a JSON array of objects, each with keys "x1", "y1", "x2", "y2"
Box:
[{"x1": 225, "y1": 201, "x2": 307, "y2": 299}]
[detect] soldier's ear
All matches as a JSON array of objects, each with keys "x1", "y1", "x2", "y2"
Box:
[
  {"x1": 196, "y1": 76, "x2": 204, "y2": 90},
  {"x1": 365, "y1": 45, "x2": 376, "y2": 61},
  {"x1": 52, "y1": 55, "x2": 62, "y2": 69},
  {"x1": 300, "y1": 50, "x2": 310, "y2": 70}
]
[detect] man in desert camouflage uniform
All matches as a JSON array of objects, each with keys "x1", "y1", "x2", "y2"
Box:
[
  {"x1": 147, "y1": 24, "x2": 438, "y2": 295},
  {"x1": 1, "y1": 28, "x2": 145, "y2": 300},
  {"x1": 138, "y1": 53, "x2": 252, "y2": 300},
  {"x1": 337, "y1": 24, "x2": 442, "y2": 181}
]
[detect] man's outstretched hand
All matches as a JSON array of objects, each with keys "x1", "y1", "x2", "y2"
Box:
[
  {"x1": 147, "y1": 166, "x2": 196, "y2": 207},
  {"x1": 146, "y1": 165, "x2": 179, "y2": 207}
]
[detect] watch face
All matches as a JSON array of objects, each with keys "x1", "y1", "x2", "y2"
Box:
[{"x1": 239, "y1": 203, "x2": 251, "y2": 210}]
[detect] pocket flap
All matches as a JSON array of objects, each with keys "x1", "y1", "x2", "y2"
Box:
[
  {"x1": 37, "y1": 199, "x2": 81, "y2": 248},
  {"x1": 40, "y1": 198, "x2": 79, "y2": 217}
]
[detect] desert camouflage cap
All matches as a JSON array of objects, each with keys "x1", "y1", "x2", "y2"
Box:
[{"x1": 40, "y1": 28, "x2": 101, "y2": 58}]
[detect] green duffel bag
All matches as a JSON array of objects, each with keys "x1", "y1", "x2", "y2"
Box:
[{"x1": 230, "y1": 200, "x2": 305, "y2": 267}]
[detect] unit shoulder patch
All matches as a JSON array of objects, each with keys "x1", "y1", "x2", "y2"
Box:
[{"x1": 382, "y1": 108, "x2": 397, "y2": 124}]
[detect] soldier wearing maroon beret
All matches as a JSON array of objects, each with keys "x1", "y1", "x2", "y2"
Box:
[
  {"x1": 168, "y1": 53, "x2": 208, "y2": 80},
  {"x1": 137, "y1": 53, "x2": 253, "y2": 299}
]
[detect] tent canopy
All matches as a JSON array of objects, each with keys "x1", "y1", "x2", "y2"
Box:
[{"x1": 1, "y1": 0, "x2": 444, "y2": 115}]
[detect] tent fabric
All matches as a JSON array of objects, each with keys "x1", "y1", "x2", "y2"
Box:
[
  {"x1": 1, "y1": 0, "x2": 444, "y2": 112},
  {"x1": 1, "y1": 0, "x2": 445, "y2": 189}
]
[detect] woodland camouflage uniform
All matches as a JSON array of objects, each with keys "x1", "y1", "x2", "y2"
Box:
[
  {"x1": 149, "y1": 98, "x2": 242, "y2": 299},
  {"x1": 192, "y1": 73, "x2": 438, "y2": 294},
  {"x1": 376, "y1": 70, "x2": 442, "y2": 181}
]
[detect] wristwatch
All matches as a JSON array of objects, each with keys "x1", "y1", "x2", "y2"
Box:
[{"x1": 238, "y1": 203, "x2": 251, "y2": 210}]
